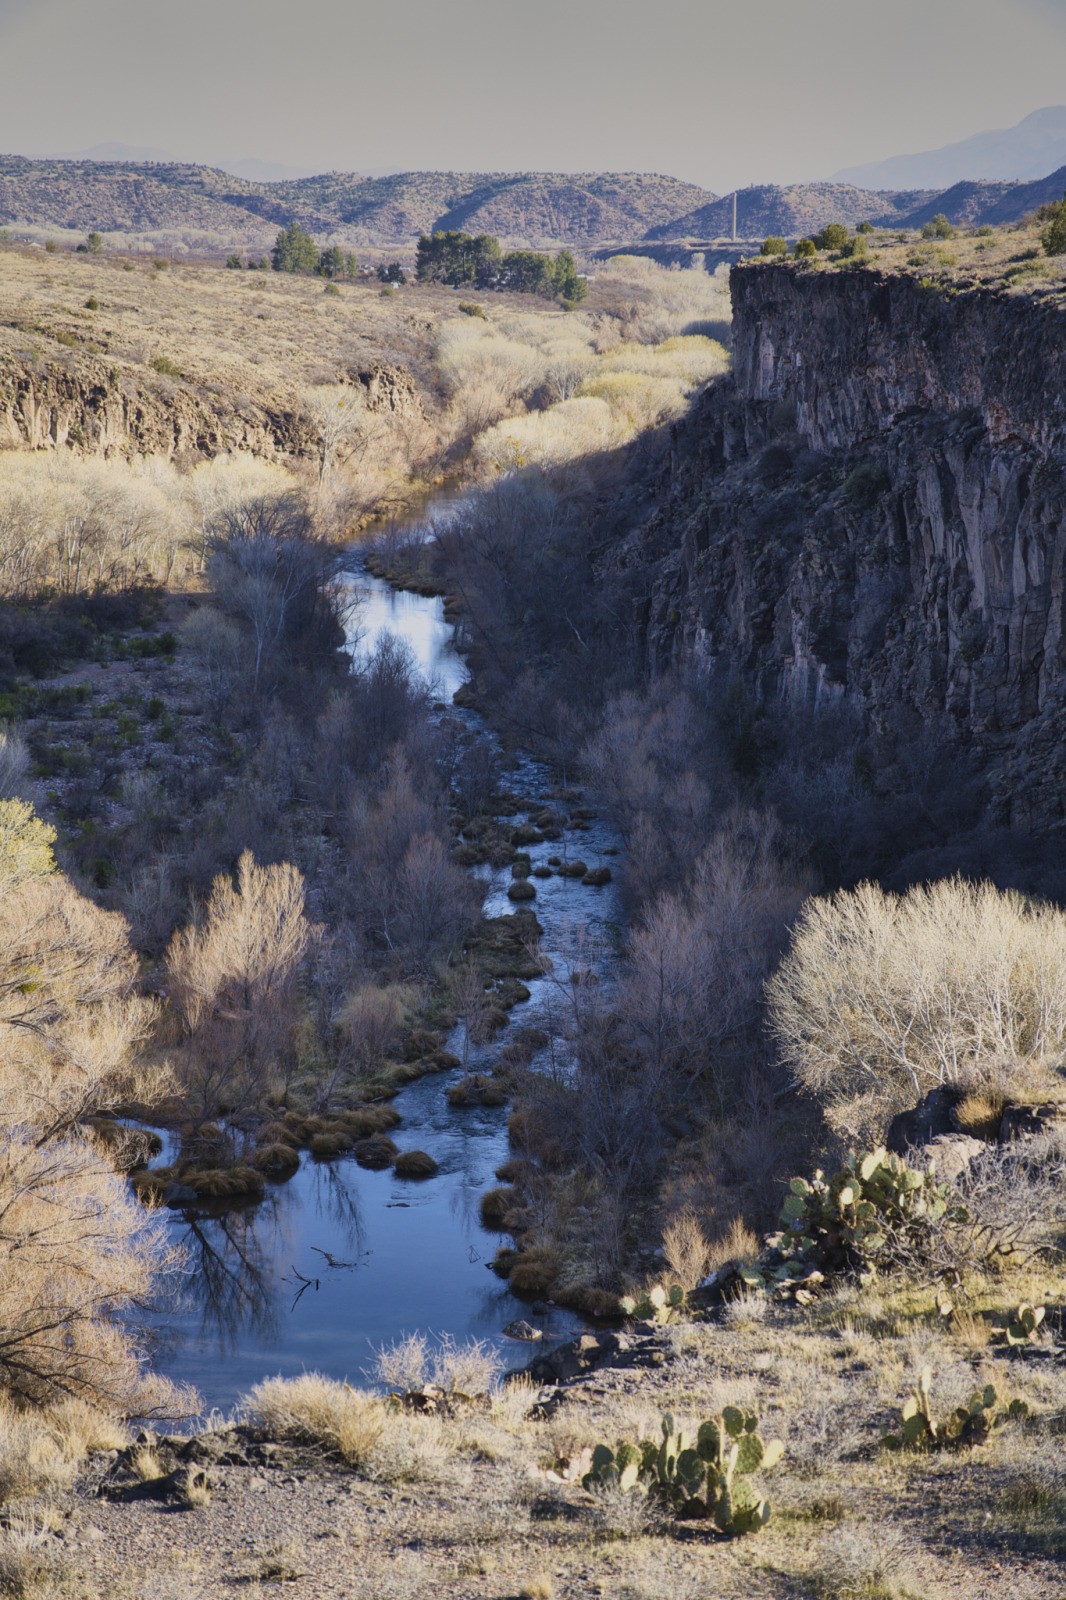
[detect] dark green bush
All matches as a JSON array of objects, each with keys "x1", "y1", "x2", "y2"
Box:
[
  {"x1": 843, "y1": 460, "x2": 890, "y2": 505},
  {"x1": 856, "y1": 220, "x2": 875, "y2": 235},
  {"x1": 1039, "y1": 191, "x2": 1066, "y2": 257},
  {"x1": 149, "y1": 355, "x2": 181, "y2": 377},
  {"x1": 793, "y1": 238, "x2": 817, "y2": 259},
  {"x1": 760, "y1": 236, "x2": 787, "y2": 257},
  {"x1": 813, "y1": 223, "x2": 849, "y2": 251},
  {"x1": 921, "y1": 213, "x2": 957, "y2": 240},
  {"x1": 226, "y1": 254, "x2": 243, "y2": 269}
]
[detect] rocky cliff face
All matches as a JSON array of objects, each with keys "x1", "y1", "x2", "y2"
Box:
[
  {"x1": 609, "y1": 263, "x2": 1066, "y2": 829},
  {"x1": 0, "y1": 351, "x2": 422, "y2": 464}
]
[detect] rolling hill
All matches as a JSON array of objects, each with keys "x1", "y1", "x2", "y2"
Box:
[{"x1": 0, "y1": 158, "x2": 717, "y2": 250}]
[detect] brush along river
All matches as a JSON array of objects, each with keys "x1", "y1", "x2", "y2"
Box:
[{"x1": 139, "y1": 517, "x2": 627, "y2": 1413}]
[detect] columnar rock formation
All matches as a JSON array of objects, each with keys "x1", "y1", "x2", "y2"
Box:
[{"x1": 607, "y1": 263, "x2": 1066, "y2": 829}]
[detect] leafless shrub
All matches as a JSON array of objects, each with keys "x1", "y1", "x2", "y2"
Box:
[
  {"x1": 811, "y1": 1520, "x2": 920, "y2": 1600},
  {"x1": 767, "y1": 876, "x2": 1066, "y2": 1144},
  {"x1": 167, "y1": 849, "x2": 314, "y2": 1113},
  {"x1": 618, "y1": 808, "x2": 811, "y2": 1105},
  {"x1": 0, "y1": 453, "x2": 191, "y2": 599}
]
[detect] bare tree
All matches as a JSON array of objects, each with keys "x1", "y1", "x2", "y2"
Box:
[{"x1": 167, "y1": 850, "x2": 315, "y2": 1112}]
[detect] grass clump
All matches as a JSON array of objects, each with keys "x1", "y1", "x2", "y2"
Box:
[{"x1": 245, "y1": 1373, "x2": 384, "y2": 1466}]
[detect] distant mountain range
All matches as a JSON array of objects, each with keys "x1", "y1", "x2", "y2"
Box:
[
  {"x1": 832, "y1": 106, "x2": 1066, "y2": 190},
  {"x1": 1, "y1": 155, "x2": 1064, "y2": 252},
  {"x1": 0, "y1": 160, "x2": 717, "y2": 249}
]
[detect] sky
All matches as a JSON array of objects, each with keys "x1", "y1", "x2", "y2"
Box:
[{"x1": 2, "y1": 0, "x2": 1066, "y2": 192}]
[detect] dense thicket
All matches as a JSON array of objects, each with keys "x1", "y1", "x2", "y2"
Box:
[{"x1": 416, "y1": 230, "x2": 586, "y2": 300}]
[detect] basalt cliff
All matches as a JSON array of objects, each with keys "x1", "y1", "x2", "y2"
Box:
[{"x1": 607, "y1": 262, "x2": 1066, "y2": 832}]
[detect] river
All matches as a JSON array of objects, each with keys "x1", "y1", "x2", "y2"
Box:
[{"x1": 143, "y1": 518, "x2": 626, "y2": 1414}]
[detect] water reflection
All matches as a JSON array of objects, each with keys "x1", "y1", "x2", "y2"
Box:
[{"x1": 145, "y1": 522, "x2": 622, "y2": 1411}]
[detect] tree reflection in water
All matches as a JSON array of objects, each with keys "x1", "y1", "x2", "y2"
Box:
[{"x1": 165, "y1": 1163, "x2": 367, "y2": 1355}]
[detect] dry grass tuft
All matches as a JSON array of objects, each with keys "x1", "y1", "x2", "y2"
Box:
[
  {"x1": 0, "y1": 1397, "x2": 126, "y2": 1503},
  {"x1": 244, "y1": 1373, "x2": 384, "y2": 1466},
  {"x1": 811, "y1": 1520, "x2": 921, "y2": 1600},
  {"x1": 518, "y1": 1575, "x2": 554, "y2": 1600}
]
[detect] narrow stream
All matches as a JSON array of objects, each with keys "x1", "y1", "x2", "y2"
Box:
[{"x1": 145, "y1": 516, "x2": 625, "y2": 1414}]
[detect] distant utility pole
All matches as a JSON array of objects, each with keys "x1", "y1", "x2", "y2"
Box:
[{"x1": 732, "y1": 191, "x2": 737, "y2": 243}]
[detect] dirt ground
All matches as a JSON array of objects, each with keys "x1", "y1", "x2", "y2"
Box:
[{"x1": 8, "y1": 1289, "x2": 1066, "y2": 1600}]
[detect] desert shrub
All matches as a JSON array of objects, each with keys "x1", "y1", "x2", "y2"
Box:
[
  {"x1": 149, "y1": 354, "x2": 181, "y2": 377},
  {"x1": 760, "y1": 237, "x2": 787, "y2": 257},
  {"x1": 921, "y1": 213, "x2": 957, "y2": 240},
  {"x1": 856, "y1": 221, "x2": 875, "y2": 235},
  {"x1": 813, "y1": 223, "x2": 850, "y2": 252},
  {"x1": 793, "y1": 239, "x2": 817, "y2": 259},
  {"x1": 766, "y1": 877, "x2": 1066, "y2": 1143},
  {"x1": 0, "y1": 796, "x2": 56, "y2": 885},
  {"x1": 842, "y1": 460, "x2": 890, "y2": 506},
  {"x1": 0, "y1": 727, "x2": 32, "y2": 801},
  {"x1": 1040, "y1": 191, "x2": 1066, "y2": 256}
]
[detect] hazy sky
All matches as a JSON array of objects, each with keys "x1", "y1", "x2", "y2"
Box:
[{"x1": 2, "y1": 0, "x2": 1066, "y2": 191}]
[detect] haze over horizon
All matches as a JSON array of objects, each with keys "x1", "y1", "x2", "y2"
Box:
[{"x1": 2, "y1": 0, "x2": 1066, "y2": 194}]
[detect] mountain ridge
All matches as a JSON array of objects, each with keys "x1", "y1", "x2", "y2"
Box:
[{"x1": 832, "y1": 105, "x2": 1066, "y2": 190}]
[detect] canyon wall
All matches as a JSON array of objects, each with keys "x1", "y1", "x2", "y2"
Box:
[{"x1": 610, "y1": 263, "x2": 1066, "y2": 829}]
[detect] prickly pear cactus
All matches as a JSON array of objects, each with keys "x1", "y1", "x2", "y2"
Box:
[
  {"x1": 883, "y1": 1368, "x2": 1028, "y2": 1452},
  {"x1": 992, "y1": 1302, "x2": 1046, "y2": 1347},
  {"x1": 582, "y1": 1407, "x2": 784, "y2": 1535},
  {"x1": 618, "y1": 1284, "x2": 686, "y2": 1323}
]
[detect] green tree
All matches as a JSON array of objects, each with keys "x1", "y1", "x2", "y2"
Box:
[
  {"x1": 272, "y1": 221, "x2": 319, "y2": 273},
  {"x1": 553, "y1": 249, "x2": 587, "y2": 301},
  {"x1": 813, "y1": 223, "x2": 849, "y2": 251},
  {"x1": 377, "y1": 261, "x2": 407, "y2": 284},
  {"x1": 760, "y1": 236, "x2": 787, "y2": 257},
  {"x1": 345, "y1": 252, "x2": 359, "y2": 277},
  {"x1": 226, "y1": 253, "x2": 243, "y2": 269},
  {"x1": 316, "y1": 245, "x2": 346, "y2": 278},
  {"x1": 86, "y1": 231, "x2": 103, "y2": 255},
  {"x1": 793, "y1": 238, "x2": 817, "y2": 258},
  {"x1": 416, "y1": 230, "x2": 501, "y2": 287},
  {"x1": 501, "y1": 250, "x2": 556, "y2": 295},
  {"x1": 1040, "y1": 191, "x2": 1066, "y2": 256},
  {"x1": 856, "y1": 220, "x2": 875, "y2": 235}
]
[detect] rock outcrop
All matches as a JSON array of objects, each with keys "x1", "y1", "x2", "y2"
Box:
[
  {"x1": 0, "y1": 348, "x2": 422, "y2": 463},
  {"x1": 608, "y1": 262, "x2": 1066, "y2": 830}
]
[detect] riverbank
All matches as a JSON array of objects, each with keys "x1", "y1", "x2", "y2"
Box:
[{"x1": 14, "y1": 1288, "x2": 1066, "y2": 1600}]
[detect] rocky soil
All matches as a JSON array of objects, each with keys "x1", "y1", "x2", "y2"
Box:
[{"x1": 17, "y1": 1305, "x2": 1066, "y2": 1600}]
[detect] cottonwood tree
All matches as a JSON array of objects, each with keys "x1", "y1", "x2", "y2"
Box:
[
  {"x1": 0, "y1": 806, "x2": 186, "y2": 1411},
  {"x1": 303, "y1": 385, "x2": 367, "y2": 484},
  {"x1": 167, "y1": 850, "x2": 315, "y2": 1113}
]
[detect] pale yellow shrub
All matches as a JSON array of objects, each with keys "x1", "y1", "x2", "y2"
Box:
[
  {"x1": 598, "y1": 334, "x2": 730, "y2": 384},
  {"x1": 767, "y1": 876, "x2": 1066, "y2": 1144},
  {"x1": 577, "y1": 370, "x2": 687, "y2": 428},
  {"x1": 0, "y1": 452, "x2": 192, "y2": 597},
  {"x1": 245, "y1": 1374, "x2": 384, "y2": 1465},
  {"x1": 474, "y1": 395, "x2": 621, "y2": 469}
]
